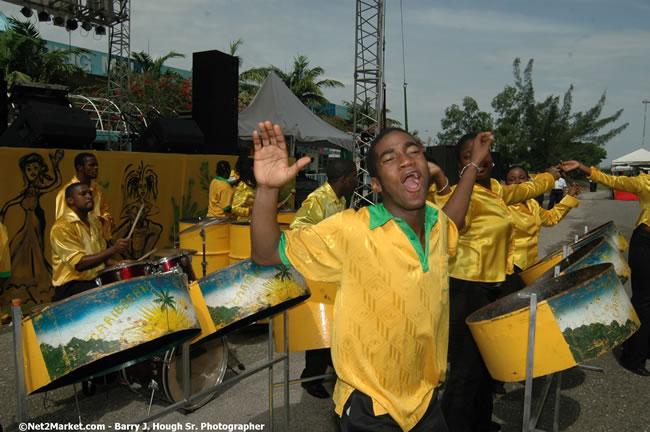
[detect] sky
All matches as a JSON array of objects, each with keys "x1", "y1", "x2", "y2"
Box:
[{"x1": 1, "y1": 0, "x2": 649, "y2": 166}]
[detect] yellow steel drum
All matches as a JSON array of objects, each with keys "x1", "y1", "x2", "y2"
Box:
[
  {"x1": 229, "y1": 222, "x2": 251, "y2": 264},
  {"x1": 22, "y1": 274, "x2": 200, "y2": 394},
  {"x1": 277, "y1": 210, "x2": 297, "y2": 225},
  {"x1": 271, "y1": 279, "x2": 337, "y2": 352},
  {"x1": 577, "y1": 220, "x2": 629, "y2": 252},
  {"x1": 180, "y1": 218, "x2": 232, "y2": 275},
  {"x1": 466, "y1": 263, "x2": 639, "y2": 382}
]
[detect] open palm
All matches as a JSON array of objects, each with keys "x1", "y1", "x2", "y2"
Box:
[{"x1": 253, "y1": 121, "x2": 311, "y2": 188}]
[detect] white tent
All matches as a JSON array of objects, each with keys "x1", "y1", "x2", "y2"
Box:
[
  {"x1": 611, "y1": 148, "x2": 650, "y2": 166},
  {"x1": 238, "y1": 72, "x2": 354, "y2": 152}
]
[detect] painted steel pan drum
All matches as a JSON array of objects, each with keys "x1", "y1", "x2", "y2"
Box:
[
  {"x1": 577, "y1": 220, "x2": 629, "y2": 252},
  {"x1": 466, "y1": 263, "x2": 639, "y2": 382},
  {"x1": 180, "y1": 217, "x2": 232, "y2": 275},
  {"x1": 528, "y1": 237, "x2": 630, "y2": 285},
  {"x1": 21, "y1": 274, "x2": 201, "y2": 394},
  {"x1": 188, "y1": 258, "x2": 311, "y2": 342},
  {"x1": 121, "y1": 336, "x2": 228, "y2": 411},
  {"x1": 271, "y1": 279, "x2": 337, "y2": 352},
  {"x1": 96, "y1": 261, "x2": 154, "y2": 285}
]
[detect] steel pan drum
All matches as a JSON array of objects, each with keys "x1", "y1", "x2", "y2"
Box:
[
  {"x1": 188, "y1": 258, "x2": 310, "y2": 342},
  {"x1": 527, "y1": 237, "x2": 630, "y2": 285},
  {"x1": 154, "y1": 250, "x2": 198, "y2": 283},
  {"x1": 21, "y1": 274, "x2": 201, "y2": 394},
  {"x1": 271, "y1": 279, "x2": 337, "y2": 352},
  {"x1": 180, "y1": 217, "x2": 232, "y2": 275},
  {"x1": 466, "y1": 263, "x2": 639, "y2": 382},
  {"x1": 277, "y1": 209, "x2": 297, "y2": 224},
  {"x1": 577, "y1": 220, "x2": 629, "y2": 252},
  {"x1": 96, "y1": 261, "x2": 153, "y2": 285},
  {"x1": 121, "y1": 336, "x2": 228, "y2": 411}
]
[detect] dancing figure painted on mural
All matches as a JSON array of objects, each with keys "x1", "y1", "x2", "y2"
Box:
[
  {"x1": 0, "y1": 150, "x2": 64, "y2": 306},
  {"x1": 112, "y1": 160, "x2": 163, "y2": 259}
]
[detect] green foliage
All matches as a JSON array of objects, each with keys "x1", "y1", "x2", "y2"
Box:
[
  {"x1": 437, "y1": 58, "x2": 628, "y2": 170},
  {"x1": 563, "y1": 319, "x2": 638, "y2": 363},
  {"x1": 170, "y1": 178, "x2": 206, "y2": 243},
  {"x1": 199, "y1": 162, "x2": 212, "y2": 192},
  {"x1": 0, "y1": 17, "x2": 90, "y2": 86},
  {"x1": 41, "y1": 337, "x2": 122, "y2": 379},
  {"x1": 208, "y1": 305, "x2": 243, "y2": 327},
  {"x1": 273, "y1": 266, "x2": 293, "y2": 282},
  {"x1": 240, "y1": 54, "x2": 343, "y2": 107}
]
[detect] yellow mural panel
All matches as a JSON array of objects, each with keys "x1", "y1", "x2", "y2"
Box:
[{"x1": 0, "y1": 147, "x2": 294, "y2": 314}]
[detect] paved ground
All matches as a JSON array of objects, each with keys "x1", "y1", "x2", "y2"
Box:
[{"x1": 1, "y1": 189, "x2": 649, "y2": 432}]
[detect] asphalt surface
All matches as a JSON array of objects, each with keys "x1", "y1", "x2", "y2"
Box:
[{"x1": 1, "y1": 189, "x2": 649, "y2": 432}]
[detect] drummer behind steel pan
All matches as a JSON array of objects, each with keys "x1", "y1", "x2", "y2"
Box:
[
  {"x1": 50, "y1": 182, "x2": 130, "y2": 302},
  {"x1": 250, "y1": 121, "x2": 492, "y2": 431},
  {"x1": 207, "y1": 160, "x2": 234, "y2": 217}
]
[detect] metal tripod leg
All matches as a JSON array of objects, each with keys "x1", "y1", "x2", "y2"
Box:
[{"x1": 200, "y1": 227, "x2": 207, "y2": 278}]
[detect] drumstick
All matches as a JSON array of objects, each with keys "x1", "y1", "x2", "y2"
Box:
[
  {"x1": 127, "y1": 202, "x2": 145, "y2": 239},
  {"x1": 137, "y1": 248, "x2": 157, "y2": 261},
  {"x1": 277, "y1": 191, "x2": 295, "y2": 209}
]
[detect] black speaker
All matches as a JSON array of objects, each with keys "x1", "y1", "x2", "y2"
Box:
[
  {"x1": 192, "y1": 50, "x2": 238, "y2": 155},
  {"x1": 0, "y1": 102, "x2": 95, "y2": 149},
  {"x1": 134, "y1": 117, "x2": 204, "y2": 153}
]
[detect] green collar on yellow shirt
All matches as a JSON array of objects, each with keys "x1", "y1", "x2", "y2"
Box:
[
  {"x1": 368, "y1": 203, "x2": 438, "y2": 272},
  {"x1": 215, "y1": 176, "x2": 230, "y2": 183}
]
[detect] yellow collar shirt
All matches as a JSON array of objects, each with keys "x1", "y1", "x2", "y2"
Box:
[
  {"x1": 55, "y1": 176, "x2": 112, "y2": 240},
  {"x1": 432, "y1": 173, "x2": 554, "y2": 282},
  {"x1": 509, "y1": 195, "x2": 580, "y2": 270},
  {"x1": 589, "y1": 167, "x2": 650, "y2": 228},
  {"x1": 51, "y1": 209, "x2": 106, "y2": 287},
  {"x1": 207, "y1": 176, "x2": 234, "y2": 217},
  {"x1": 290, "y1": 182, "x2": 346, "y2": 229},
  {"x1": 232, "y1": 181, "x2": 255, "y2": 222},
  {"x1": 0, "y1": 222, "x2": 11, "y2": 278},
  {"x1": 279, "y1": 202, "x2": 458, "y2": 431}
]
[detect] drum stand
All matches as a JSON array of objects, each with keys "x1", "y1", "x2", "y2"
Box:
[{"x1": 200, "y1": 227, "x2": 208, "y2": 278}]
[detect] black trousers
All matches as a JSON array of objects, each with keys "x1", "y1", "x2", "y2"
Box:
[
  {"x1": 340, "y1": 389, "x2": 448, "y2": 432},
  {"x1": 52, "y1": 280, "x2": 98, "y2": 302},
  {"x1": 441, "y1": 274, "x2": 522, "y2": 432},
  {"x1": 622, "y1": 226, "x2": 650, "y2": 369},
  {"x1": 301, "y1": 348, "x2": 332, "y2": 382},
  {"x1": 547, "y1": 189, "x2": 564, "y2": 209}
]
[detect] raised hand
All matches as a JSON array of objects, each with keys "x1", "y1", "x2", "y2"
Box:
[
  {"x1": 252, "y1": 121, "x2": 311, "y2": 189},
  {"x1": 559, "y1": 160, "x2": 582, "y2": 172},
  {"x1": 546, "y1": 166, "x2": 561, "y2": 180},
  {"x1": 470, "y1": 132, "x2": 494, "y2": 165},
  {"x1": 568, "y1": 183, "x2": 581, "y2": 197}
]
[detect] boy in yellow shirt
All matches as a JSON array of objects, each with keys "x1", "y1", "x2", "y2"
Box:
[
  {"x1": 207, "y1": 160, "x2": 234, "y2": 217},
  {"x1": 250, "y1": 120, "x2": 492, "y2": 431}
]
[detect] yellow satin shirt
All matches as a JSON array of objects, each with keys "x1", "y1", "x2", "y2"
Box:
[
  {"x1": 589, "y1": 167, "x2": 650, "y2": 228},
  {"x1": 207, "y1": 176, "x2": 234, "y2": 217},
  {"x1": 279, "y1": 203, "x2": 458, "y2": 431},
  {"x1": 433, "y1": 173, "x2": 554, "y2": 282},
  {"x1": 231, "y1": 182, "x2": 256, "y2": 222},
  {"x1": 509, "y1": 195, "x2": 580, "y2": 270},
  {"x1": 0, "y1": 222, "x2": 11, "y2": 277},
  {"x1": 290, "y1": 182, "x2": 346, "y2": 229},
  {"x1": 51, "y1": 209, "x2": 106, "y2": 287},
  {"x1": 55, "y1": 176, "x2": 112, "y2": 240}
]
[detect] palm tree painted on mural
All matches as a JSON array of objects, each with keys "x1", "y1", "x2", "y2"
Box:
[
  {"x1": 0, "y1": 17, "x2": 90, "y2": 85},
  {"x1": 273, "y1": 266, "x2": 294, "y2": 283},
  {"x1": 240, "y1": 54, "x2": 344, "y2": 108},
  {"x1": 153, "y1": 287, "x2": 176, "y2": 332}
]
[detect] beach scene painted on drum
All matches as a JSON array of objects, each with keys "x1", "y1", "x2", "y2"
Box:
[
  {"x1": 0, "y1": 147, "x2": 272, "y2": 313},
  {"x1": 192, "y1": 258, "x2": 310, "y2": 337},
  {"x1": 29, "y1": 274, "x2": 199, "y2": 384}
]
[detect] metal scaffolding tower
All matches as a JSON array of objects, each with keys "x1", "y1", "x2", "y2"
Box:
[
  {"x1": 107, "y1": 0, "x2": 131, "y2": 150},
  {"x1": 351, "y1": 0, "x2": 385, "y2": 208}
]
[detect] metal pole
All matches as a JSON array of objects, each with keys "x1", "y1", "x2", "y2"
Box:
[
  {"x1": 643, "y1": 99, "x2": 650, "y2": 147},
  {"x1": 521, "y1": 293, "x2": 538, "y2": 432},
  {"x1": 12, "y1": 299, "x2": 26, "y2": 423}
]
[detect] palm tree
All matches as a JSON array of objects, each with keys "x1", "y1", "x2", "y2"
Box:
[
  {"x1": 0, "y1": 17, "x2": 90, "y2": 85},
  {"x1": 240, "y1": 54, "x2": 344, "y2": 107},
  {"x1": 273, "y1": 266, "x2": 294, "y2": 282},
  {"x1": 153, "y1": 287, "x2": 176, "y2": 331},
  {"x1": 132, "y1": 50, "x2": 185, "y2": 80}
]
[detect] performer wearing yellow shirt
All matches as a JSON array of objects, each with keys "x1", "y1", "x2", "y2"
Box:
[
  {"x1": 561, "y1": 160, "x2": 650, "y2": 377},
  {"x1": 250, "y1": 120, "x2": 494, "y2": 431},
  {"x1": 290, "y1": 158, "x2": 357, "y2": 399},
  {"x1": 506, "y1": 166, "x2": 581, "y2": 270},
  {"x1": 431, "y1": 133, "x2": 559, "y2": 432},
  {"x1": 207, "y1": 160, "x2": 234, "y2": 217},
  {"x1": 0, "y1": 222, "x2": 11, "y2": 292},
  {"x1": 231, "y1": 158, "x2": 256, "y2": 222},
  {"x1": 51, "y1": 183, "x2": 130, "y2": 302},
  {"x1": 55, "y1": 153, "x2": 113, "y2": 241}
]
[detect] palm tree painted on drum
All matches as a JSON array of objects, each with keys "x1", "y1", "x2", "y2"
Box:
[
  {"x1": 273, "y1": 266, "x2": 294, "y2": 282},
  {"x1": 153, "y1": 287, "x2": 176, "y2": 332}
]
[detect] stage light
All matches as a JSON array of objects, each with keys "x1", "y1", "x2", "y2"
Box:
[
  {"x1": 52, "y1": 16, "x2": 65, "y2": 27},
  {"x1": 20, "y1": 7, "x2": 33, "y2": 18},
  {"x1": 95, "y1": 25, "x2": 106, "y2": 35},
  {"x1": 38, "y1": 11, "x2": 50, "y2": 22},
  {"x1": 81, "y1": 22, "x2": 92, "y2": 32},
  {"x1": 65, "y1": 19, "x2": 78, "y2": 31}
]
